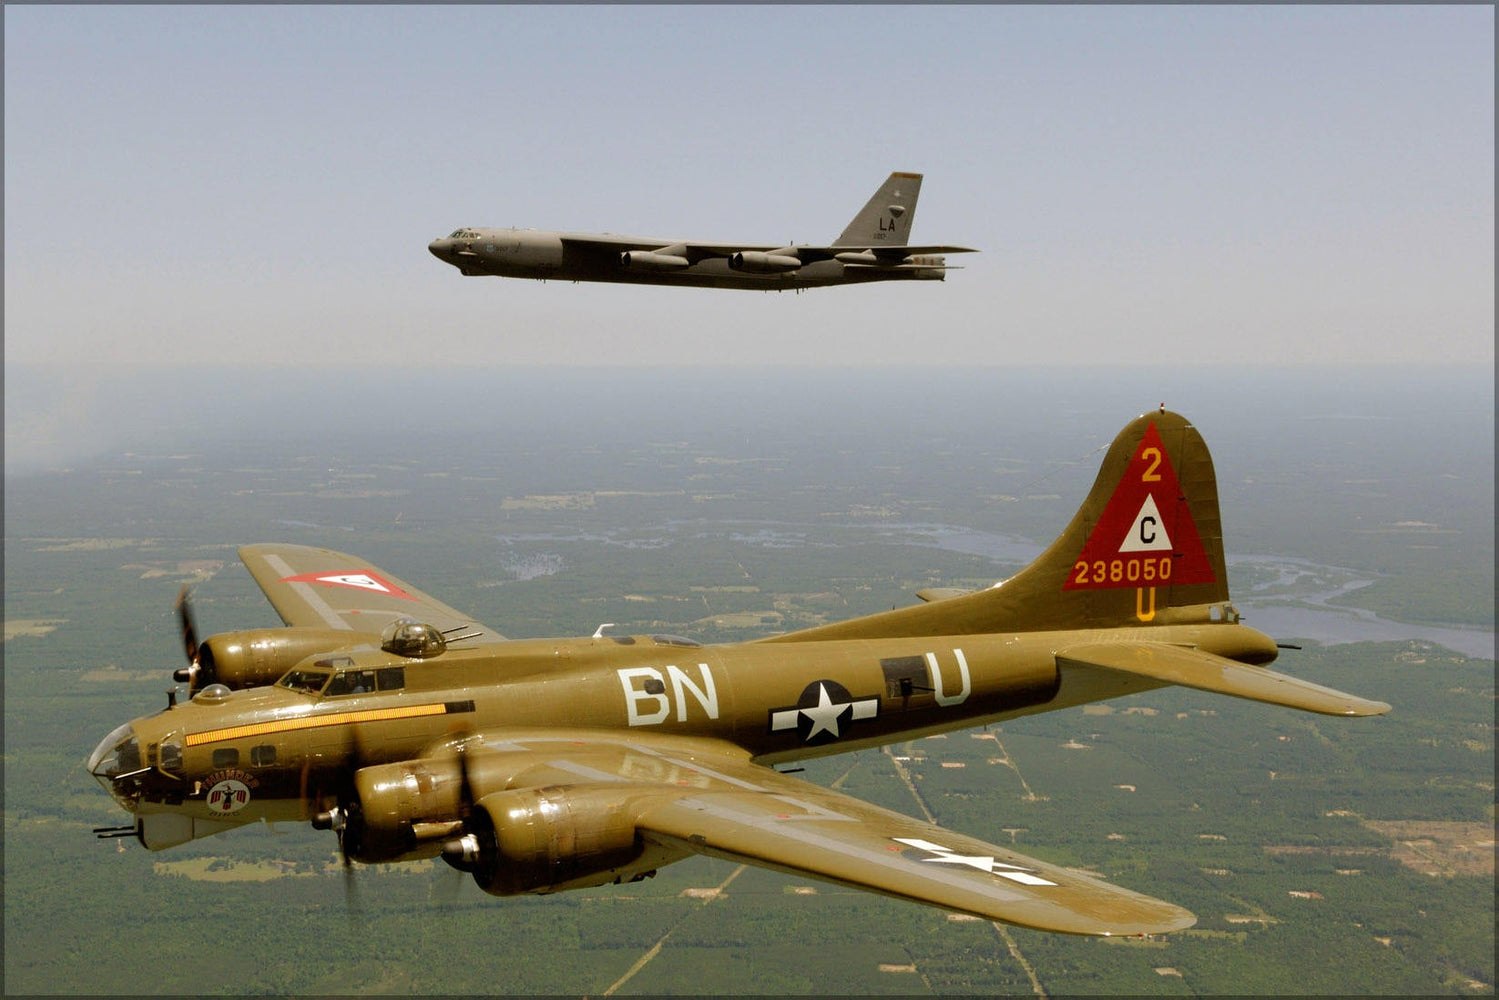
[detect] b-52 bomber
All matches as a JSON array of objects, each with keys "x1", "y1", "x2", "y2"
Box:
[
  {"x1": 89, "y1": 410, "x2": 1388, "y2": 936},
  {"x1": 427, "y1": 171, "x2": 976, "y2": 290}
]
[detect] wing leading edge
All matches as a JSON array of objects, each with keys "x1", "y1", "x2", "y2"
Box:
[{"x1": 459, "y1": 733, "x2": 1193, "y2": 936}]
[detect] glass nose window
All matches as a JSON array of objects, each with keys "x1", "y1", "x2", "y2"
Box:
[{"x1": 87, "y1": 723, "x2": 142, "y2": 779}]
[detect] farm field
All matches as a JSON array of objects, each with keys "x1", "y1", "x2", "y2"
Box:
[{"x1": 5, "y1": 367, "x2": 1492, "y2": 994}]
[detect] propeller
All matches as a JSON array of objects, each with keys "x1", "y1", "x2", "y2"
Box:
[
  {"x1": 172, "y1": 586, "x2": 200, "y2": 685},
  {"x1": 309, "y1": 722, "x2": 369, "y2": 919},
  {"x1": 340, "y1": 831, "x2": 362, "y2": 923},
  {"x1": 440, "y1": 735, "x2": 485, "y2": 875},
  {"x1": 298, "y1": 758, "x2": 314, "y2": 821},
  {"x1": 310, "y1": 799, "x2": 361, "y2": 917},
  {"x1": 457, "y1": 737, "x2": 475, "y2": 822},
  {"x1": 430, "y1": 861, "x2": 467, "y2": 909},
  {"x1": 429, "y1": 753, "x2": 471, "y2": 905}
]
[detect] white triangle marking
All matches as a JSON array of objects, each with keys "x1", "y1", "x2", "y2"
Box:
[
  {"x1": 315, "y1": 573, "x2": 390, "y2": 593},
  {"x1": 1118, "y1": 495, "x2": 1173, "y2": 553}
]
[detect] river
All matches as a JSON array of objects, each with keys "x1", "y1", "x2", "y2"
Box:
[{"x1": 923, "y1": 526, "x2": 1495, "y2": 660}]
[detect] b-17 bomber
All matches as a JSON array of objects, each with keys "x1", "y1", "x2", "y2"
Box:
[
  {"x1": 88, "y1": 410, "x2": 1389, "y2": 936},
  {"x1": 427, "y1": 171, "x2": 977, "y2": 291}
]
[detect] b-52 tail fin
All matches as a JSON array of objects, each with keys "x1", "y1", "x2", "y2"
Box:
[{"x1": 833, "y1": 172, "x2": 923, "y2": 247}]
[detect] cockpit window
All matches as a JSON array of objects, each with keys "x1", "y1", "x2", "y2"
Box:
[
  {"x1": 278, "y1": 669, "x2": 331, "y2": 694},
  {"x1": 449, "y1": 228, "x2": 480, "y2": 240},
  {"x1": 324, "y1": 666, "x2": 406, "y2": 696},
  {"x1": 326, "y1": 669, "x2": 377, "y2": 696}
]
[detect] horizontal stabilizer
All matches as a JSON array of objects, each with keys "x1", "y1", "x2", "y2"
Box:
[
  {"x1": 915, "y1": 587, "x2": 975, "y2": 603},
  {"x1": 834, "y1": 244, "x2": 978, "y2": 256},
  {"x1": 1057, "y1": 642, "x2": 1391, "y2": 717},
  {"x1": 841, "y1": 263, "x2": 962, "y2": 272}
]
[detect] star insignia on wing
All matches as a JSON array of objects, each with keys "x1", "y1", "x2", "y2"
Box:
[{"x1": 894, "y1": 838, "x2": 1057, "y2": 886}]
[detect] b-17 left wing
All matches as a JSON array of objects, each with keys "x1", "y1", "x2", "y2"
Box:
[
  {"x1": 462, "y1": 733, "x2": 1193, "y2": 936},
  {"x1": 239, "y1": 543, "x2": 500, "y2": 640}
]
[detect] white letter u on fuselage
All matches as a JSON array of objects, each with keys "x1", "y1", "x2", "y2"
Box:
[{"x1": 925, "y1": 650, "x2": 971, "y2": 707}]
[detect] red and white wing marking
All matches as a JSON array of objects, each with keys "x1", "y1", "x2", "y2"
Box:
[
  {"x1": 278, "y1": 570, "x2": 416, "y2": 600},
  {"x1": 238, "y1": 543, "x2": 500, "y2": 639}
]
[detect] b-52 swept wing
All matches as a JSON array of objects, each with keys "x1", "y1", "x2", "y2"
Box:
[
  {"x1": 89, "y1": 410, "x2": 1387, "y2": 936},
  {"x1": 427, "y1": 171, "x2": 977, "y2": 291}
]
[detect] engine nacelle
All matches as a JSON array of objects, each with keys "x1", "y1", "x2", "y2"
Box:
[
  {"x1": 344, "y1": 760, "x2": 685, "y2": 884},
  {"x1": 729, "y1": 250, "x2": 800, "y2": 274},
  {"x1": 178, "y1": 629, "x2": 356, "y2": 694},
  {"x1": 468, "y1": 786, "x2": 644, "y2": 896},
  {"x1": 346, "y1": 757, "x2": 469, "y2": 863},
  {"x1": 620, "y1": 250, "x2": 690, "y2": 271}
]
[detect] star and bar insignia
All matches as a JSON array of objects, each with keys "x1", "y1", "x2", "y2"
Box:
[{"x1": 769, "y1": 680, "x2": 880, "y2": 744}]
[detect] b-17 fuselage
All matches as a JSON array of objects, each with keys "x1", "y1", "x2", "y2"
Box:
[{"x1": 88, "y1": 411, "x2": 1388, "y2": 937}]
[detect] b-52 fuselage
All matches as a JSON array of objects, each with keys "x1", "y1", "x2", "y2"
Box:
[
  {"x1": 88, "y1": 411, "x2": 1388, "y2": 937},
  {"x1": 427, "y1": 171, "x2": 976, "y2": 291}
]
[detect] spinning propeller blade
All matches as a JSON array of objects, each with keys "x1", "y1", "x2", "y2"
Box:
[{"x1": 172, "y1": 586, "x2": 200, "y2": 685}]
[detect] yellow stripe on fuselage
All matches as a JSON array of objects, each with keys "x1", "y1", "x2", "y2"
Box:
[{"x1": 184, "y1": 702, "x2": 450, "y2": 747}]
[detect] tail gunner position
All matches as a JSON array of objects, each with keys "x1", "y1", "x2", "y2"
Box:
[{"x1": 89, "y1": 410, "x2": 1388, "y2": 937}]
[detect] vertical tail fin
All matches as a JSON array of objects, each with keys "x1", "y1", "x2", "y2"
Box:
[
  {"x1": 1001, "y1": 408, "x2": 1230, "y2": 630},
  {"x1": 833, "y1": 172, "x2": 923, "y2": 247},
  {"x1": 766, "y1": 410, "x2": 1233, "y2": 642}
]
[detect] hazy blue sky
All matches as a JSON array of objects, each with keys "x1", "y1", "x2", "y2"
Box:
[{"x1": 4, "y1": 5, "x2": 1493, "y2": 370}]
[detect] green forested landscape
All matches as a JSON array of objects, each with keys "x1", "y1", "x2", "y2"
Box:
[{"x1": 4, "y1": 367, "x2": 1493, "y2": 994}]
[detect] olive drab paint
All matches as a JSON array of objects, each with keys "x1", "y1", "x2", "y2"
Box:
[
  {"x1": 87, "y1": 410, "x2": 1389, "y2": 937},
  {"x1": 617, "y1": 664, "x2": 720, "y2": 726}
]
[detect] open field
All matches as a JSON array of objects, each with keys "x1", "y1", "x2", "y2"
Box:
[
  {"x1": 5, "y1": 368, "x2": 1492, "y2": 994},
  {"x1": 3, "y1": 618, "x2": 67, "y2": 641}
]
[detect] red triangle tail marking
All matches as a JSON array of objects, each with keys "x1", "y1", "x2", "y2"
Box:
[{"x1": 1065, "y1": 421, "x2": 1216, "y2": 591}]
